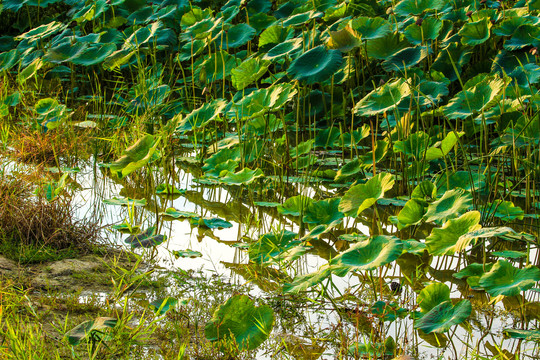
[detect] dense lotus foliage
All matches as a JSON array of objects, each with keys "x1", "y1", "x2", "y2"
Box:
[{"x1": 0, "y1": 0, "x2": 539, "y2": 358}]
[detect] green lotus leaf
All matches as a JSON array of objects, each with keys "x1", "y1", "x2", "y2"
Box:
[
  {"x1": 425, "y1": 131, "x2": 463, "y2": 160},
  {"x1": 339, "y1": 173, "x2": 395, "y2": 217},
  {"x1": 366, "y1": 33, "x2": 408, "y2": 60},
  {"x1": 71, "y1": 43, "x2": 117, "y2": 66},
  {"x1": 402, "y1": 239, "x2": 427, "y2": 255},
  {"x1": 18, "y1": 58, "x2": 44, "y2": 84},
  {"x1": 282, "y1": 10, "x2": 322, "y2": 27},
  {"x1": 478, "y1": 260, "x2": 540, "y2": 297},
  {"x1": 15, "y1": 21, "x2": 66, "y2": 42},
  {"x1": 198, "y1": 51, "x2": 239, "y2": 83},
  {"x1": 149, "y1": 297, "x2": 178, "y2": 316},
  {"x1": 263, "y1": 38, "x2": 303, "y2": 61},
  {"x1": 3, "y1": 0, "x2": 63, "y2": 11},
  {"x1": 503, "y1": 329, "x2": 540, "y2": 342},
  {"x1": 493, "y1": 17, "x2": 532, "y2": 37},
  {"x1": 181, "y1": 7, "x2": 213, "y2": 28},
  {"x1": 278, "y1": 195, "x2": 314, "y2": 217},
  {"x1": 424, "y1": 188, "x2": 473, "y2": 224},
  {"x1": 204, "y1": 159, "x2": 239, "y2": 178},
  {"x1": 382, "y1": 46, "x2": 429, "y2": 72},
  {"x1": 160, "y1": 208, "x2": 199, "y2": 219},
  {"x1": 394, "y1": 0, "x2": 446, "y2": 16},
  {"x1": 314, "y1": 127, "x2": 341, "y2": 149},
  {"x1": 258, "y1": 25, "x2": 294, "y2": 50},
  {"x1": 121, "y1": 22, "x2": 164, "y2": 50},
  {"x1": 349, "y1": 17, "x2": 392, "y2": 40},
  {"x1": 303, "y1": 198, "x2": 344, "y2": 226},
  {"x1": 453, "y1": 263, "x2": 493, "y2": 280},
  {"x1": 0, "y1": 49, "x2": 19, "y2": 73},
  {"x1": 172, "y1": 250, "x2": 203, "y2": 259},
  {"x1": 482, "y1": 200, "x2": 524, "y2": 221},
  {"x1": 205, "y1": 294, "x2": 274, "y2": 351},
  {"x1": 219, "y1": 168, "x2": 264, "y2": 185},
  {"x1": 508, "y1": 63, "x2": 540, "y2": 88},
  {"x1": 436, "y1": 170, "x2": 486, "y2": 193},
  {"x1": 100, "y1": 135, "x2": 161, "y2": 179},
  {"x1": 329, "y1": 235, "x2": 403, "y2": 275},
  {"x1": 231, "y1": 58, "x2": 269, "y2": 90},
  {"x1": 443, "y1": 75, "x2": 505, "y2": 119},
  {"x1": 181, "y1": 17, "x2": 219, "y2": 41},
  {"x1": 393, "y1": 131, "x2": 431, "y2": 159},
  {"x1": 190, "y1": 217, "x2": 233, "y2": 229},
  {"x1": 177, "y1": 40, "x2": 206, "y2": 62},
  {"x1": 411, "y1": 180, "x2": 437, "y2": 201},
  {"x1": 417, "y1": 282, "x2": 451, "y2": 313},
  {"x1": 290, "y1": 139, "x2": 314, "y2": 158},
  {"x1": 414, "y1": 300, "x2": 471, "y2": 334},
  {"x1": 425, "y1": 211, "x2": 482, "y2": 256},
  {"x1": 248, "y1": 230, "x2": 299, "y2": 265},
  {"x1": 431, "y1": 43, "x2": 472, "y2": 81},
  {"x1": 414, "y1": 80, "x2": 449, "y2": 107},
  {"x1": 103, "y1": 197, "x2": 147, "y2": 207},
  {"x1": 176, "y1": 99, "x2": 227, "y2": 133},
  {"x1": 459, "y1": 18, "x2": 491, "y2": 46},
  {"x1": 243, "y1": 115, "x2": 283, "y2": 136},
  {"x1": 334, "y1": 159, "x2": 361, "y2": 182},
  {"x1": 504, "y1": 24, "x2": 540, "y2": 51},
  {"x1": 219, "y1": 23, "x2": 256, "y2": 49},
  {"x1": 492, "y1": 251, "x2": 527, "y2": 259},
  {"x1": 397, "y1": 199, "x2": 426, "y2": 228},
  {"x1": 125, "y1": 227, "x2": 166, "y2": 248},
  {"x1": 288, "y1": 45, "x2": 343, "y2": 84},
  {"x1": 248, "y1": 13, "x2": 277, "y2": 33},
  {"x1": 354, "y1": 78, "x2": 410, "y2": 116},
  {"x1": 229, "y1": 83, "x2": 297, "y2": 119},
  {"x1": 44, "y1": 42, "x2": 88, "y2": 64},
  {"x1": 283, "y1": 267, "x2": 332, "y2": 293},
  {"x1": 110, "y1": 221, "x2": 140, "y2": 234},
  {"x1": 327, "y1": 26, "x2": 362, "y2": 52},
  {"x1": 404, "y1": 17, "x2": 443, "y2": 45},
  {"x1": 64, "y1": 317, "x2": 117, "y2": 346},
  {"x1": 456, "y1": 227, "x2": 516, "y2": 252}
]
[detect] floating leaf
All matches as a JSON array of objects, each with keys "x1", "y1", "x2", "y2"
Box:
[
  {"x1": 219, "y1": 168, "x2": 264, "y2": 185},
  {"x1": 172, "y1": 249, "x2": 203, "y2": 259},
  {"x1": 103, "y1": 197, "x2": 147, "y2": 207},
  {"x1": 205, "y1": 295, "x2": 274, "y2": 351},
  {"x1": 338, "y1": 173, "x2": 395, "y2": 217},
  {"x1": 125, "y1": 227, "x2": 167, "y2": 248},
  {"x1": 160, "y1": 208, "x2": 199, "y2": 219},
  {"x1": 156, "y1": 184, "x2": 185, "y2": 195},
  {"x1": 190, "y1": 217, "x2": 233, "y2": 229}
]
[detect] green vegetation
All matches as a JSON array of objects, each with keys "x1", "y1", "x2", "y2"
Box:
[{"x1": 0, "y1": 0, "x2": 539, "y2": 358}]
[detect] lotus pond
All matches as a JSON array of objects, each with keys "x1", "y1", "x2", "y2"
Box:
[{"x1": 0, "y1": 0, "x2": 539, "y2": 359}]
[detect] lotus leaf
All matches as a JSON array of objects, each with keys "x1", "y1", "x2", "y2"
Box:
[
  {"x1": 204, "y1": 159, "x2": 239, "y2": 178},
  {"x1": 456, "y1": 227, "x2": 516, "y2": 252},
  {"x1": 103, "y1": 197, "x2": 147, "y2": 207},
  {"x1": 453, "y1": 263, "x2": 493, "y2": 280},
  {"x1": 504, "y1": 24, "x2": 540, "y2": 51},
  {"x1": 424, "y1": 188, "x2": 473, "y2": 224},
  {"x1": 329, "y1": 235, "x2": 403, "y2": 275},
  {"x1": 263, "y1": 38, "x2": 303, "y2": 61},
  {"x1": 231, "y1": 58, "x2": 269, "y2": 90},
  {"x1": 282, "y1": 11, "x2": 322, "y2": 27},
  {"x1": 492, "y1": 251, "x2": 527, "y2": 259},
  {"x1": 483, "y1": 200, "x2": 524, "y2": 221},
  {"x1": 354, "y1": 79, "x2": 410, "y2": 116},
  {"x1": 100, "y1": 135, "x2": 161, "y2": 178},
  {"x1": 394, "y1": 0, "x2": 446, "y2": 16},
  {"x1": 219, "y1": 24, "x2": 256, "y2": 49},
  {"x1": 15, "y1": 22, "x2": 66, "y2": 42},
  {"x1": 414, "y1": 300, "x2": 471, "y2": 334},
  {"x1": 197, "y1": 51, "x2": 238, "y2": 83},
  {"x1": 283, "y1": 267, "x2": 332, "y2": 293},
  {"x1": 417, "y1": 282, "x2": 450, "y2": 313},
  {"x1": 156, "y1": 184, "x2": 185, "y2": 195},
  {"x1": 248, "y1": 230, "x2": 299, "y2": 265},
  {"x1": 219, "y1": 168, "x2": 264, "y2": 185},
  {"x1": 424, "y1": 131, "x2": 463, "y2": 160},
  {"x1": 349, "y1": 17, "x2": 391, "y2": 40},
  {"x1": 404, "y1": 17, "x2": 443, "y2": 45},
  {"x1": 459, "y1": 18, "x2": 492, "y2": 46},
  {"x1": 258, "y1": 25, "x2": 294, "y2": 49},
  {"x1": 393, "y1": 131, "x2": 431, "y2": 159},
  {"x1": 149, "y1": 297, "x2": 178, "y2": 316},
  {"x1": 334, "y1": 159, "x2": 362, "y2": 182},
  {"x1": 478, "y1": 260, "x2": 540, "y2": 297},
  {"x1": 382, "y1": 46, "x2": 429, "y2": 72},
  {"x1": 71, "y1": 43, "x2": 117, "y2": 66},
  {"x1": 125, "y1": 227, "x2": 167, "y2": 248},
  {"x1": 278, "y1": 196, "x2": 314, "y2": 217},
  {"x1": 160, "y1": 208, "x2": 199, "y2": 219},
  {"x1": 18, "y1": 58, "x2": 43, "y2": 84},
  {"x1": 339, "y1": 173, "x2": 395, "y2": 217},
  {"x1": 303, "y1": 198, "x2": 344, "y2": 226},
  {"x1": 397, "y1": 199, "x2": 426, "y2": 228},
  {"x1": 436, "y1": 170, "x2": 486, "y2": 193},
  {"x1": 288, "y1": 46, "x2": 343, "y2": 84},
  {"x1": 431, "y1": 43, "x2": 472, "y2": 81},
  {"x1": 65, "y1": 317, "x2": 117, "y2": 346},
  {"x1": 503, "y1": 329, "x2": 540, "y2": 342},
  {"x1": 443, "y1": 75, "x2": 505, "y2": 119},
  {"x1": 176, "y1": 99, "x2": 227, "y2": 133},
  {"x1": 327, "y1": 26, "x2": 362, "y2": 52},
  {"x1": 0, "y1": 50, "x2": 19, "y2": 72},
  {"x1": 425, "y1": 211, "x2": 482, "y2": 255},
  {"x1": 205, "y1": 295, "x2": 274, "y2": 351},
  {"x1": 366, "y1": 33, "x2": 408, "y2": 60}
]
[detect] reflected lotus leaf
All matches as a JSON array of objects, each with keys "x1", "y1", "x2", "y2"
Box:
[
  {"x1": 172, "y1": 249, "x2": 203, "y2": 259},
  {"x1": 338, "y1": 173, "x2": 395, "y2": 217},
  {"x1": 288, "y1": 46, "x2": 343, "y2": 84},
  {"x1": 414, "y1": 300, "x2": 471, "y2": 334},
  {"x1": 478, "y1": 260, "x2": 540, "y2": 297},
  {"x1": 161, "y1": 208, "x2": 199, "y2": 219},
  {"x1": 205, "y1": 294, "x2": 274, "y2": 351},
  {"x1": 155, "y1": 184, "x2": 185, "y2": 195},
  {"x1": 103, "y1": 197, "x2": 147, "y2": 207},
  {"x1": 329, "y1": 235, "x2": 403, "y2": 275},
  {"x1": 425, "y1": 211, "x2": 481, "y2": 255},
  {"x1": 190, "y1": 217, "x2": 233, "y2": 229}
]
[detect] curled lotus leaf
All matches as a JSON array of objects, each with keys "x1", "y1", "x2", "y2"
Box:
[
  {"x1": 404, "y1": 17, "x2": 443, "y2": 45},
  {"x1": 459, "y1": 18, "x2": 492, "y2": 46},
  {"x1": 417, "y1": 282, "x2": 450, "y2": 313},
  {"x1": 327, "y1": 26, "x2": 362, "y2": 52},
  {"x1": 338, "y1": 173, "x2": 395, "y2": 217}
]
